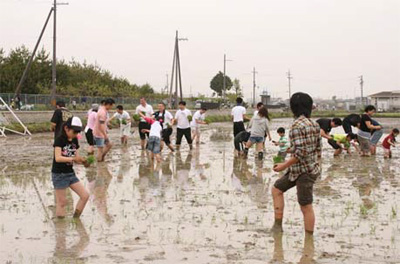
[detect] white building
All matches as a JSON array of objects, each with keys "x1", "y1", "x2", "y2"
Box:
[{"x1": 368, "y1": 91, "x2": 400, "y2": 111}]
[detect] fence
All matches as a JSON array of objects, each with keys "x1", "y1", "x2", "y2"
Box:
[{"x1": 0, "y1": 93, "x2": 196, "y2": 110}]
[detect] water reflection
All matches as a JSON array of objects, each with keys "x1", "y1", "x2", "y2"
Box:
[
  {"x1": 272, "y1": 232, "x2": 315, "y2": 264},
  {"x1": 231, "y1": 157, "x2": 270, "y2": 205},
  {"x1": 117, "y1": 146, "x2": 131, "y2": 182},
  {"x1": 52, "y1": 219, "x2": 89, "y2": 262},
  {"x1": 87, "y1": 164, "x2": 113, "y2": 224},
  {"x1": 175, "y1": 151, "x2": 192, "y2": 189}
]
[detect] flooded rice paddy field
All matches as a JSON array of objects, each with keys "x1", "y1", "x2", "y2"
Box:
[{"x1": 1, "y1": 118, "x2": 399, "y2": 264}]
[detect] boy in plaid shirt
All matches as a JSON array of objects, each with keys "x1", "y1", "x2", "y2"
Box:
[{"x1": 272, "y1": 92, "x2": 321, "y2": 235}]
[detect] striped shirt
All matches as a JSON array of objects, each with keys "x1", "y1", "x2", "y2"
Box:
[{"x1": 288, "y1": 115, "x2": 321, "y2": 181}]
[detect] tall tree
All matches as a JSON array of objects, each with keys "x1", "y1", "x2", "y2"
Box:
[{"x1": 210, "y1": 71, "x2": 232, "y2": 97}]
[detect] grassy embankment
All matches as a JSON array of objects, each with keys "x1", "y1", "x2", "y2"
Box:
[{"x1": 3, "y1": 111, "x2": 399, "y2": 135}]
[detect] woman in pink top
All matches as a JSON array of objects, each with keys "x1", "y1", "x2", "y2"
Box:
[{"x1": 85, "y1": 104, "x2": 98, "y2": 154}]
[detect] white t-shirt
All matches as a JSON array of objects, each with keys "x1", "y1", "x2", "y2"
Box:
[
  {"x1": 136, "y1": 104, "x2": 154, "y2": 122},
  {"x1": 149, "y1": 121, "x2": 163, "y2": 138},
  {"x1": 175, "y1": 109, "x2": 192, "y2": 129},
  {"x1": 159, "y1": 110, "x2": 174, "y2": 126},
  {"x1": 190, "y1": 110, "x2": 205, "y2": 127},
  {"x1": 113, "y1": 110, "x2": 131, "y2": 124},
  {"x1": 254, "y1": 110, "x2": 259, "y2": 117},
  {"x1": 231, "y1": 106, "x2": 246, "y2": 122}
]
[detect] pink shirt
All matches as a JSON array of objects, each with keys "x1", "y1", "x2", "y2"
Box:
[
  {"x1": 86, "y1": 110, "x2": 97, "y2": 130},
  {"x1": 93, "y1": 107, "x2": 108, "y2": 138}
]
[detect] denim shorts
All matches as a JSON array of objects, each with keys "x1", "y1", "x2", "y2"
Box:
[
  {"x1": 94, "y1": 137, "x2": 109, "y2": 147},
  {"x1": 370, "y1": 129, "x2": 383, "y2": 145},
  {"x1": 147, "y1": 136, "x2": 161, "y2": 154},
  {"x1": 249, "y1": 136, "x2": 264, "y2": 143},
  {"x1": 52, "y1": 172, "x2": 80, "y2": 189}
]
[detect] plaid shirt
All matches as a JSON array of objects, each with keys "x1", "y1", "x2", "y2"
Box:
[{"x1": 288, "y1": 115, "x2": 321, "y2": 181}]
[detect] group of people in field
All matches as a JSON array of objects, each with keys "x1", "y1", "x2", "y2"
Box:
[
  {"x1": 231, "y1": 95, "x2": 398, "y2": 237},
  {"x1": 48, "y1": 93, "x2": 398, "y2": 240},
  {"x1": 48, "y1": 97, "x2": 208, "y2": 219},
  {"x1": 232, "y1": 98, "x2": 398, "y2": 160}
]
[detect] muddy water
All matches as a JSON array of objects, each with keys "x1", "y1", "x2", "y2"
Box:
[{"x1": 0, "y1": 118, "x2": 399, "y2": 263}]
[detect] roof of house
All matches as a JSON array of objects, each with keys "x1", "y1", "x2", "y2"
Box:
[{"x1": 369, "y1": 91, "x2": 400, "y2": 98}]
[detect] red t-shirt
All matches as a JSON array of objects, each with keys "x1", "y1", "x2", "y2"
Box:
[{"x1": 382, "y1": 134, "x2": 395, "y2": 149}]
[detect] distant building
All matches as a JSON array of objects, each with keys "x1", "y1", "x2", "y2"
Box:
[
  {"x1": 368, "y1": 91, "x2": 400, "y2": 111},
  {"x1": 259, "y1": 89, "x2": 286, "y2": 110},
  {"x1": 260, "y1": 89, "x2": 271, "y2": 105}
]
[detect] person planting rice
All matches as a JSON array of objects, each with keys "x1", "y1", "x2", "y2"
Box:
[
  {"x1": 370, "y1": 119, "x2": 383, "y2": 155},
  {"x1": 136, "y1": 97, "x2": 154, "y2": 150},
  {"x1": 84, "y1": 104, "x2": 98, "y2": 155},
  {"x1": 243, "y1": 106, "x2": 271, "y2": 160},
  {"x1": 329, "y1": 133, "x2": 358, "y2": 156},
  {"x1": 93, "y1": 98, "x2": 115, "y2": 162},
  {"x1": 234, "y1": 130, "x2": 251, "y2": 156},
  {"x1": 316, "y1": 118, "x2": 342, "y2": 148},
  {"x1": 153, "y1": 102, "x2": 175, "y2": 152},
  {"x1": 52, "y1": 117, "x2": 90, "y2": 219},
  {"x1": 342, "y1": 114, "x2": 361, "y2": 134},
  {"x1": 273, "y1": 127, "x2": 290, "y2": 159},
  {"x1": 382, "y1": 128, "x2": 399, "y2": 158},
  {"x1": 357, "y1": 105, "x2": 382, "y2": 157},
  {"x1": 174, "y1": 101, "x2": 193, "y2": 150},
  {"x1": 141, "y1": 116, "x2": 164, "y2": 163},
  {"x1": 272, "y1": 92, "x2": 321, "y2": 236},
  {"x1": 108, "y1": 105, "x2": 131, "y2": 145},
  {"x1": 191, "y1": 107, "x2": 208, "y2": 145}
]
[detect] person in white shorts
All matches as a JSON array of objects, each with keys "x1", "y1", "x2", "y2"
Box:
[
  {"x1": 109, "y1": 105, "x2": 131, "y2": 145},
  {"x1": 190, "y1": 107, "x2": 207, "y2": 144}
]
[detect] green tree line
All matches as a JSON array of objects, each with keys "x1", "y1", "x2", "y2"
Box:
[{"x1": 0, "y1": 46, "x2": 155, "y2": 97}]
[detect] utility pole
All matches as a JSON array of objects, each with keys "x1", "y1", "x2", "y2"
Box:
[
  {"x1": 223, "y1": 54, "x2": 232, "y2": 101},
  {"x1": 252, "y1": 67, "x2": 258, "y2": 107},
  {"x1": 223, "y1": 54, "x2": 226, "y2": 101},
  {"x1": 287, "y1": 70, "x2": 293, "y2": 100},
  {"x1": 14, "y1": 7, "x2": 54, "y2": 98},
  {"x1": 50, "y1": 0, "x2": 68, "y2": 106},
  {"x1": 359, "y1": 75, "x2": 364, "y2": 106},
  {"x1": 50, "y1": 0, "x2": 57, "y2": 105},
  {"x1": 168, "y1": 31, "x2": 188, "y2": 109}
]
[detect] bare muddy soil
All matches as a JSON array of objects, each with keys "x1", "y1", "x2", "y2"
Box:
[{"x1": 1, "y1": 118, "x2": 399, "y2": 263}]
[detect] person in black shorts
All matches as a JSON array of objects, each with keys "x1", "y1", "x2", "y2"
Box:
[
  {"x1": 342, "y1": 114, "x2": 361, "y2": 134},
  {"x1": 234, "y1": 130, "x2": 251, "y2": 156},
  {"x1": 136, "y1": 98, "x2": 154, "y2": 150},
  {"x1": 316, "y1": 118, "x2": 342, "y2": 153}
]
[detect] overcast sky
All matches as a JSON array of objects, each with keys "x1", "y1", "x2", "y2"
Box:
[{"x1": 1, "y1": 0, "x2": 399, "y2": 100}]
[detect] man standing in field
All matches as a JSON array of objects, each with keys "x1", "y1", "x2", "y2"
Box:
[
  {"x1": 136, "y1": 97, "x2": 154, "y2": 150},
  {"x1": 50, "y1": 100, "x2": 73, "y2": 140},
  {"x1": 231, "y1": 97, "x2": 249, "y2": 137},
  {"x1": 272, "y1": 92, "x2": 321, "y2": 237},
  {"x1": 93, "y1": 98, "x2": 115, "y2": 162}
]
